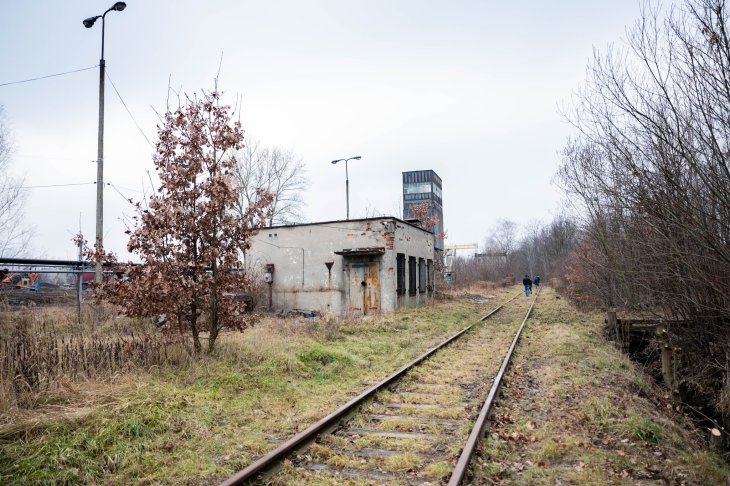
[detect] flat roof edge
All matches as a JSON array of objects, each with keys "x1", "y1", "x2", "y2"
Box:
[{"x1": 260, "y1": 217, "x2": 433, "y2": 235}]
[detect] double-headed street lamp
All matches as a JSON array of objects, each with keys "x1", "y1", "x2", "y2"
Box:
[
  {"x1": 331, "y1": 156, "x2": 362, "y2": 220},
  {"x1": 83, "y1": 2, "x2": 126, "y2": 283}
]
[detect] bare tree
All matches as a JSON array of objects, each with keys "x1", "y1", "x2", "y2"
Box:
[
  {"x1": 557, "y1": 0, "x2": 730, "y2": 427},
  {"x1": 482, "y1": 219, "x2": 518, "y2": 280},
  {"x1": 485, "y1": 218, "x2": 518, "y2": 255},
  {"x1": 510, "y1": 217, "x2": 578, "y2": 282},
  {"x1": 520, "y1": 220, "x2": 542, "y2": 276},
  {"x1": 232, "y1": 138, "x2": 308, "y2": 226},
  {"x1": 361, "y1": 203, "x2": 390, "y2": 218},
  {"x1": 449, "y1": 215, "x2": 577, "y2": 288},
  {"x1": 0, "y1": 106, "x2": 30, "y2": 257},
  {"x1": 537, "y1": 215, "x2": 578, "y2": 278}
]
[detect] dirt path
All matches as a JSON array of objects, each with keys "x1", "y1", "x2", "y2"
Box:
[{"x1": 467, "y1": 288, "x2": 729, "y2": 485}]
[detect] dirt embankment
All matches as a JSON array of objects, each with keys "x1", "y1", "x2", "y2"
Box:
[{"x1": 470, "y1": 288, "x2": 729, "y2": 485}]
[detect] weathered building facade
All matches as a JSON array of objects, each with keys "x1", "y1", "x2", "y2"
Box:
[{"x1": 246, "y1": 217, "x2": 435, "y2": 316}]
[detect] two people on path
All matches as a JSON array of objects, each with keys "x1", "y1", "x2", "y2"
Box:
[{"x1": 523, "y1": 275, "x2": 532, "y2": 296}]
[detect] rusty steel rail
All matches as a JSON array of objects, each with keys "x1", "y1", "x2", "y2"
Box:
[
  {"x1": 220, "y1": 293, "x2": 520, "y2": 485},
  {"x1": 479, "y1": 292, "x2": 519, "y2": 321},
  {"x1": 448, "y1": 289, "x2": 540, "y2": 486}
]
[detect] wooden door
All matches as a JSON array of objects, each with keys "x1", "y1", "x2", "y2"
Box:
[{"x1": 348, "y1": 262, "x2": 380, "y2": 315}]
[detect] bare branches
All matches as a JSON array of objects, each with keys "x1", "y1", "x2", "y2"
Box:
[
  {"x1": 485, "y1": 219, "x2": 519, "y2": 256},
  {"x1": 561, "y1": 0, "x2": 730, "y2": 309},
  {"x1": 0, "y1": 106, "x2": 31, "y2": 257},
  {"x1": 232, "y1": 139, "x2": 308, "y2": 227},
  {"x1": 558, "y1": 0, "x2": 730, "y2": 417},
  {"x1": 452, "y1": 217, "x2": 577, "y2": 287}
]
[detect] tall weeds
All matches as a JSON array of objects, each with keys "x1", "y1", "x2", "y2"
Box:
[{"x1": 0, "y1": 310, "x2": 189, "y2": 411}]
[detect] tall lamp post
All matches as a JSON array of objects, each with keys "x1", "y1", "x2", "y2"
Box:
[
  {"x1": 83, "y1": 1, "x2": 127, "y2": 283},
  {"x1": 331, "y1": 156, "x2": 361, "y2": 220}
]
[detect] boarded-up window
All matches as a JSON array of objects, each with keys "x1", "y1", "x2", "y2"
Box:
[
  {"x1": 427, "y1": 259, "x2": 434, "y2": 292},
  {"x1": 418, "y1": 258, "x2": 426, "y2": 293},
  {"x1": 408, "y1": 256, "x2": 416, "y2": 295},
  {"x1": 396, "y1": 253, "x2": 405, "y2": 295}
]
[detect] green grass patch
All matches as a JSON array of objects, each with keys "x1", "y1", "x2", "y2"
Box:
[
  {"x1": 296, "y1": 346, "x2": 353, "y2": 368},
  {"x1": 424, "y1": 460, "x2": 452, "y2": 479},
  {"x1": 616, "y1": 414, "x2": 664, "y2": 443},
  {"x1": 579, "y1": 398, "x2": 620, "y2": 429},
  {"x1": 383, "y1": 452, "x2": 422, "y2": 472}
]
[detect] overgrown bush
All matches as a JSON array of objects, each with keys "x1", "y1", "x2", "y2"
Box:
[{"x1": 557, "y1": 0, "x2": 730, "y2": 432}]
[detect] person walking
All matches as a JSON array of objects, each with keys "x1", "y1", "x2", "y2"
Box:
[
  {"x1": 522, "y1": 274, "x2": 532, "y2": 297},
  {"x1": 534, "y1": 275, "x2": 541, "y2": 290}
]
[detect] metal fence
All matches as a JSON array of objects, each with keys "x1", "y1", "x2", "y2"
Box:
[{"x1": 0, "y1": 257, "x2": 111, "y2": 308}]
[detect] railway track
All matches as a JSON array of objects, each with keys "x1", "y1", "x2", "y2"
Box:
[{"x1": 222, "y1": 290, "x2": 539, "y2": 485}]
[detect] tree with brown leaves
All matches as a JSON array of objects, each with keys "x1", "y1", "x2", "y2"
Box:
[
  {"x1": 407, "y1": 201, "x2": 438, "y2": 233},
  {"x1": 407, "y1": 201, "x2": 448, "y2": 280},
  {"x1": 104, "y1": 90, "x2": 272, "y2": 354}
]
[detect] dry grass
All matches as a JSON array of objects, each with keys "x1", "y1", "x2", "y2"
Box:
[
  {"x1": 471, "y1": 287, "x2": 730, "y2": 485},
  {"x1": 0, "y1": 295, "x2": 491, "y2": 485},
  {"x1": 0, "y1": 308, "x2": 190, "y2": 415},
  {"x1": 0, "y1": 302, "x2": 150, "y2": 336},
  {"x1": 8, "y1": 286, "x2": 726, "y2": 485}
]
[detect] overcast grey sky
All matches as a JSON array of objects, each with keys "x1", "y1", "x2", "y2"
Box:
[{"x1": 1, "y1": 1, "x2": 647, "y2": 260}]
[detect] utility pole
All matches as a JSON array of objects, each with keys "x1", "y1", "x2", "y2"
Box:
[
  {"x1": 77, "y1": 232, "x2": 84, "y2": 323},
  {"x1": 83, "y1": 2, "x2": 126, "y2": 283},
  {"x1": 95, "y1": 55, "x2": 105, "y2": 284}
]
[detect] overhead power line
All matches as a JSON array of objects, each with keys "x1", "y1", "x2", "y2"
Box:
[
  {"x1": 108, "y1": 182, "x2": 143, "y2": 194},
  {"x1": 105, "y1": 70, "x2": 154, "y2": 147},
  {"x1": 0, "y1": 65, "x2": 98, "y2": 88},
  {"x1": 20, "y1": 180, "x2": 144, "y2": 194},
  {"x1": 20, "y1": 182, "x2": 96, "y2": 189},
  {"x1": 108, "y1": 182, "x2": 135, "y2": 205}
]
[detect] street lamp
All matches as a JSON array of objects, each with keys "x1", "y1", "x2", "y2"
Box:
[
  {"x1": 83, "y1": 1, "x2": 126, "y2": 283},
  {"x1": 331, "y1": 156, "x2": 362, "y2": 220}
]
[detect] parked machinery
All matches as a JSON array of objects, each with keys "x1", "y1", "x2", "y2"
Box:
[{"x1": 0, "y1": 271, "x2": 40, "y2": 291}]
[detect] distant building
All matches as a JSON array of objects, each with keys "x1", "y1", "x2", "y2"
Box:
[
  {"x1": 402, "y1": 170, "x2": 444, "y2": 251},
  {"x1": 246, "y1": 217, "x2": 435, "y2": 316},
  {"x1": 475, "y1": 251, "x2": 508, "y2": 266}
]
